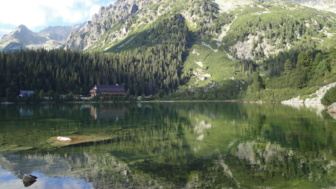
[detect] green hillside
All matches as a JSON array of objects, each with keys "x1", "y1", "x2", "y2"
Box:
[
  {"x1": 88, "y1": 0, "x2": 336, "y2": 101},
  {"x1": 173, "y1": 1, "x2": 336, "y2": 101}
]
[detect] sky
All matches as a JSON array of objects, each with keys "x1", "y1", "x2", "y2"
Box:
[{"x1": 0, "y1": 0, "x2": 115, "y2": 38}]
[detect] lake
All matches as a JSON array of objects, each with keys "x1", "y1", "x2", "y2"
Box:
[{"x1": 0, "y1": 102, "x2": 336, "y2": 188}]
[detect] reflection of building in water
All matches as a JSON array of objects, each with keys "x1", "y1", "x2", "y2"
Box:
[
  {"x1": 18, "y1": 107, "x2": 34, "y2": 116},
  {"x1": 89, "y1": 105, "x2": 126, "y2": 121}
]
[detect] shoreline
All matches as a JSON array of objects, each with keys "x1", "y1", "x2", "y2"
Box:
[{"x1": 0, "y1": 99, "x2": 325, "y2": 105}]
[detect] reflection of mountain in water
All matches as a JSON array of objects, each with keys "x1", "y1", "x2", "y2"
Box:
[
  {"x1": 1, "y1": 103, "x2": 336, "y2": 188},
  {"x1": 0, "y1": 151, "x2": 175, "y2": 189}
]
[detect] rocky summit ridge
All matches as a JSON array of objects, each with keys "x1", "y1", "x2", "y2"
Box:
[
  {"x1": 62, "y1": 0, "x2": 336, "y2": 51},
  {"x1": 1, "y1": 0, "x2": 335, "y2": 52},
  {"x1": 64, "y1": 0, "x2": 163, "y2": 51},
  {"x1": 0, "y1": 24, "x2": 82, "y2": 52}
]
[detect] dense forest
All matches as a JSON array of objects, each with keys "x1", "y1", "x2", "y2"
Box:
[
  {"x1": 241, "y1": 47, "x2": 336, "y2": 102},
  {"x1": 0, "y1": 14, "x2": 189, "y2": 100}
]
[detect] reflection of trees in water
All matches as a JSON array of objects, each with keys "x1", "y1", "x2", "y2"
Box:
[
  {"x1": 1, "y1": 103, "x2": 336, "y2": 188},
  {"x1": 242, "y1": 103, "x2": 336, "y2": 151},
  {"x1": 107, "y1": 103, "x2": 336, "y2": 188},
  {"x1": 225, "y1": 103, "x2": 336, "y2": 188},
  {"x1": 224, "y1": 139, "x2": 336, "y2": 188}
]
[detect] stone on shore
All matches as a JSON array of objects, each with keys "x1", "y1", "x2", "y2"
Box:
[
  {"x1": 56, "y1": 136, "x2": 72, "y2": 142},
  {"x1": 49, "y1": 135, "x2": 116, "y2": 147}
]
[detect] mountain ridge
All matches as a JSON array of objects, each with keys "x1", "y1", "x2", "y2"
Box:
[
  {"x1": 2, "y1": 0, "x2": 335, "y2": 52},
  {"x1": 0, "y1": 24, "x2": 82, "y2": 52},
  {"x1": 63, "y1": 0, "x2": 336, "y2": 52}
]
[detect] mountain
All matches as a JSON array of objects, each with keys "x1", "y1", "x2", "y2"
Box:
[
  {"x1": 1, "y1": 0, "x2": 336, "y2": 101},
  {"x1": 64, "y1": 0, "x2": 336, "y2": 51},
  {"x1": 77, "y1": 0, "x2": 336, "y2": 100},
  {"x1": 38, "y1": 25, "x2": 83, "y2": 42},
  {"x1": 0, "y1": 24, "x2": 82, "y2": 52},
  {"x1": 64, "y1": 0, "x2": 158, "y2": 51}
]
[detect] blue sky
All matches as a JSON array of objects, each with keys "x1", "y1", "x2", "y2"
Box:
[{"x1": 0, "y1": 0, "x2": 115, "y2": 38}]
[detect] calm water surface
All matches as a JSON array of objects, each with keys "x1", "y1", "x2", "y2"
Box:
[{"x1": 0, "y1": 102, "x2": 336, "y2": 188}]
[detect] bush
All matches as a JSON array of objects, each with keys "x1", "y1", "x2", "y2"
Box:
[{"x1": 321, "y1": 87, "x2": 336, "y2": 105}]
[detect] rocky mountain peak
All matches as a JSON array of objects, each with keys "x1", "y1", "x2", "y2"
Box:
[
  {"x1": 16, "y1": 25, "x2": 31, "y2": 33},
  {"x1": 0, "y1": 25, "x2": 81, "y2": 52},
  {"x1": 64, "y1": 0, "x2": 161, "y2": 51},
  {"x1": 11, "y1": 25, "x2": 35, "y2": 40}
]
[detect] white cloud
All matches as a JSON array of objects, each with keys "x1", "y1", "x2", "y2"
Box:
[{"x1": 0, "y1": 0, "x2": 113, "y2": 32}]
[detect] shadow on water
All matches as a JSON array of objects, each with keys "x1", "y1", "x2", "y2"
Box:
[{"x1": 0, "y1": 102, "x2": 336, "y2": 188}]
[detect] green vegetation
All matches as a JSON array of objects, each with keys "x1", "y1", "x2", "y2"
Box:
[
  {"x1": 171, "y1": 0, "x2": 336, "y2": 101},
  {"x1": 322, "y1": 86, "x2": 336, "y2": 105}
]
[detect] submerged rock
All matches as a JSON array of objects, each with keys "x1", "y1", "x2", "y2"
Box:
[
  {"x1": 49, "y1": 135, "x2": 117, "y2": 147},
  {"x1": 22, "y1": 174, "x2": 37, "y2": 187}
]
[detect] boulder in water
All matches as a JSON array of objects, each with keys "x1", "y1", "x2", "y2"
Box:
[{"x1": 22, "y1": 174, "x2": 37, "y2": 187}]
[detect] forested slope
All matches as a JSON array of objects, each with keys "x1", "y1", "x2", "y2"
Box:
[{"x1": 0, "y1": 14, "x2": 189, "y2": 99}]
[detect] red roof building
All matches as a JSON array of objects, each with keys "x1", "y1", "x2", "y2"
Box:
[{"x1": 89, "y1": 85, "x2": 126, "y2": 97}]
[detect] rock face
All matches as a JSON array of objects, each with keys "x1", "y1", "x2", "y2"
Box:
[
  {"x1": 262, "y1": 0, "x2": 336, "y2": 12},
  {"x1": 64, "y1": 0, "x2": 155, "y2": 51},
  {"x1": 282, "y1": 82, "x2": 336, "y2": 104},
  {"x1": 62, "y1": 0, "x2": 336, "y2": 52},
  {"x1": 0, "y1": 25, "x2": 81, "y2": 52}
]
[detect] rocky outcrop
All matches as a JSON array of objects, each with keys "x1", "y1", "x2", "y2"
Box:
[
  {"x1": 282, "y1": 82, "x2": 336, "y2": 104},
  {"x1": 212, "y1": 0, "x2": 336, "y2": 13},
  {"x1": 262, "y1": 0, "x2": 336, "y2": 13},
  {"x1": 64, "y1": 0, "x2": 156, "y2": 51},
  {"x1": 213, "y1": 0, "x2": 255, "y2": 12}
]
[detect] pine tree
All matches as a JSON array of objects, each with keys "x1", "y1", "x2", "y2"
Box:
[
  {"x1": 284, "y1": 59, "x2": 292, "y2": 75},
  {"x1": 251, "y1": 71, "x2": 265, "y2": 92}
]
